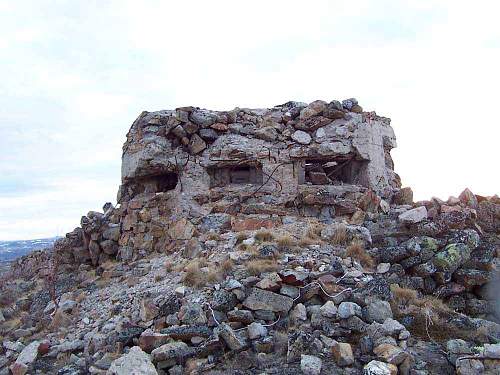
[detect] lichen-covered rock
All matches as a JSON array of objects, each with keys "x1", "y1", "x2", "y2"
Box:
[{"x1": 433, "y1": 243, "x2": 471, "y2": 273}]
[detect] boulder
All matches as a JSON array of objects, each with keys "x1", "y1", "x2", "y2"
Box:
[
  {"x1": 332, "y1": 342, "x2": 354, "y2": 366},
  {"x1": 433, "y1": 243, "x2": 471, "y2": 273},
  {"x1": 11, "y1": 340, "x2": 40, "y2": 374},
  {"x1": 150, "y1": 341, "x2": 190, "y2": 363},
  {"x1": 373, "y1": 343, "x2": 408, "y2": 365},
  {"x1": 363, "y1": 300, "x2": 393, "y2": 323},
  {"x1": 292, "y1": 130, "x2": 312, "y2": 145},
  {"x1": 363, "y1": 360, "x2": 397, "y2": 375},
  {"x1": 247, "y1": 322, "x2": 267, "y2": 340},
  {"x1": 337, "y1": 302, "x2": 362, "y2": 319},
  {"x1": 215, "y1": 322, "x2": 247, "y2": 351},
  {"x1": 243, "y1": 288, "x2": 294, "y2": 313},
  {"x1": 300, "y1": 354, "x2": 322, "y2": 375},
  {"x1": 319, "y1": 301, "x2": 337, "y2": 318},
  {"x1": 107, "y1": 346, "x2": 157, "y2": 375},
  {"x1": 398, "y1": 206, "x2": 427, "y2": 223}
]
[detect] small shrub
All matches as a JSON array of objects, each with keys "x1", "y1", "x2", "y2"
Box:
[
  {"x1": 346, "y1": 240, "x2": 374, "y2": 268},
  {"x1": 164, "y1": 260, "x2": 174, "y2": 272},
  {"x1": 254, "y1": 229, "x2": 274, "y2": 243},
  {"x1": 306, "y1": 224, "x2": 323, "y2": 240},
  {"x1": 220, "y1": 259, "x2": 235, "y2": 275},
  {"x1": 182, "y1": 260, "x2": 207, "y2": 288},
  {"x1": 236, "y1": 232, "x2": 249, "y2": 244},
  {"x1": 390, "y1": 284, "x2": 418, "y2": 308},
  {"x1": 276, "y1": 235, "x2": 296, "y2": 249},
  {"x1": 331, "y1": 223, "x2": 348, "y2": 245},
  {"x1": 207, "y1": 232, "x2": 221, "y2": 241},
  {"x1": 245, "y1": 259, "x2": 278, "y2": 276}
]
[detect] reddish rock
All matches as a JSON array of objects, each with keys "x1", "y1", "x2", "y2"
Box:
[
  {"x1": 139, "y1": 330, "x2": 171, "y2": 352},
  {"x1": 278, "y1": 270, "x2": 309, "y2": 286},
  {"x1": 459, "y1": 188, "x2": 478, "y2": 208},
  {"x1": 231, "y1": 217, "x2": 279, "y2": 231}
]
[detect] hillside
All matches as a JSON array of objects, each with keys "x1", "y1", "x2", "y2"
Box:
[
  {"x1": 0, "y1": 237, "x2": 59, "y2": 262},
  {"x1": 0, "y1": 99, "x2": 498, "y2": 375}
]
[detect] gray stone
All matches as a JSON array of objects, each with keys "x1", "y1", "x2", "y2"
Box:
[
  {"x1": 291, "y1": 303, "x2": 307, "y2": 321},
  {"x1": 291, "y1": 130, "x2": 312, "y2": 145},
  {"x1": 337, "y1": 302, "x2": 362, "y2": 319},
  {"x1": 243, "y1": 288, "x2": 294, "y2": 313},
  {"x1": 254, "y1": 126, "x2": 278, "y2": 141},
  {"x1": 103, "y1": 225, "x2": 121, "y2": 241},
  {"x1": 107, "y1": 346, "x2": 157, "y2": 375},
  {"x1": 300, "y1": 354, "x2": 322, "y2": 375},
  {"x1": 398, "y1": 206, "x2": 427, "y2": 223},
  {"x1": 247, "y1": 322, "x2": 268, "y2": 340},
  {"x1": 215, "y1": 322, "x2": 247, "y2": 351},
  {"x1": 189, "y1": 110, "x2": 217, "y2": 127},
  {"x1": 211, "y1": 290, "x2": 237, "y2": 312},
  {"x1": 483, "y1": 343, "x2": 500, "y2": 358},
  {"x1": 151, "y1": 341, "x2": 190, "y2": 363},
  {"x1": 319, "y1": 301, "x2": 337, "y2": 318},
  {"x1": 178, "y1": 303, "x2": 206, "y2": 325},
  {"x1": 199, "y1": 128, "x2": 219, "y2": 142},
  {"x1": 14, "y1": 340, "x2": 40, "y2": 366},
  {"x1": 381, "y1": 318, "x2": 405, "y2": 336},
  {"x1": 227, "y1": 309, "x2": 254, "y2": 324},
  {"x1": 363, "y1": 300, "x2": 393, "y2": 323}
]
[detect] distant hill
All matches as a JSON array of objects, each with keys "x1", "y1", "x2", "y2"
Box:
[{"x1": 0, "y1": 237, "x2": 59, "y2": 262}]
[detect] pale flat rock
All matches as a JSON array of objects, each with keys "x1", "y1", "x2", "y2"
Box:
[
  {"x1": 107, "y1": 346, "x2": 157, "y2": 375},
  {"x1": 398, "y1": 206, "x2": 427, "y2": 223}
]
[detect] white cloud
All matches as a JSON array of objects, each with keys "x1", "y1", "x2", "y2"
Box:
[{"x1": 0, "y1": 0, "x2": 499, "y2": 240}]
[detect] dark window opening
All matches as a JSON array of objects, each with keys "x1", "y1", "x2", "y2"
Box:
[
  {"x1": 208, "y1": 165, "x2": 263, "y2": 187},
  {"x1": 128, "y1": 172, "x2": 179, "y2": 197},
  {"x1": 154, "y1": 173, "x2": 178, "y2": 192},
  {"x1": 300, "y1": 157, "x2": 368, "y2": 186}
]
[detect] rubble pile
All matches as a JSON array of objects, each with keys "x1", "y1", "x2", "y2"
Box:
[{"x1": 1, "y1": 99, "x2": 499, "y2": 375}]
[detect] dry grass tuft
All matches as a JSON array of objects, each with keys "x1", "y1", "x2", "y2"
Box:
[
  {"x1": 331, "y1": 223, "x2": 348, "y2": 245},
  {"x1": 236, "y1": 232, "x2": 249, "y2": 244},
  {"x1": 389, "y1": 284, "x2": 461, "y2": 342},
  {"x1": 254, "y1": 229, "x2": 275, "y2": 242},
  {"x1": 164, "y1": 260, "x2": 174, "y2": 272},
  {"x1": 346, "y1": 240, "x2": 374, "y2": 268},
  {"x1": 206, "y1": 269, "x2": 219, "y2": 284},
  {"x1": 276, "y1": 234, "x2": 297, "y2": 249},
  {"x1": 306, "y1": 223, "x2": 323, "y2": 240},
  {"x1": 220, "y1": 258, "x2": 235, "y2": 275},
  {"x1": 182, "y1": 257, "x2": 226, "y2": 288},
  {"x1": 49, "y1": 309, "x2": 72, "y2": 331},
  {"x1": 245, "y1": 259, "x2": 279, "y2": 276},
  {"x1": 182, "y1": 260, "x2": 207, "y2": 288},
  {"x1": 207, "y1": 232, "x2": 221, "y2": 241},
  {"x1": 390, "y1": 284, "x2": 419, "y2": 307},
  {"x1": 298, "y1": 237, "x2": 317, "y2": 247}
]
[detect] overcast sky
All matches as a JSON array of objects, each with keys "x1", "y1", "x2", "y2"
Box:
[{"x1": 1, "y1": 0, "x2": 499, "y2": 240}]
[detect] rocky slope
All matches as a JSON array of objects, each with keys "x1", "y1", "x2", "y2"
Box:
[{"x1": 0, "y1": 99, "x2": 499, "y2": 375}]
